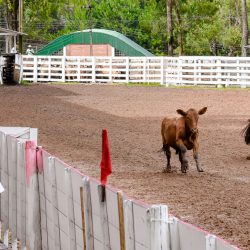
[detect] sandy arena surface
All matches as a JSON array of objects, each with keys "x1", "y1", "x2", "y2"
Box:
[{"x1": 0, "y1": 84, "x2": 249, "y2": 249}]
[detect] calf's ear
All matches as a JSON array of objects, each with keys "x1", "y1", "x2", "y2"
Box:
[
  {"x1": 177, "y1": 109, "x2": 187, "y2": 116},
  {"x1": 198, "y1": 107, "x2": 207, "y2": 115}
]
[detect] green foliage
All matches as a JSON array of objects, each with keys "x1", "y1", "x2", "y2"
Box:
[{"x1": 0, "y1": 0, "x2": 249, "y2": 56}]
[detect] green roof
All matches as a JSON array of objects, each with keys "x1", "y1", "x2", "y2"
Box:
[{"x1": 36, "y1": 29, "x2": 154, "y2": 57}]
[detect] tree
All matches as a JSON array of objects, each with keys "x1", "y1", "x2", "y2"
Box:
[
  {"x1": 167, "y1": 0, "x2": 174, "y2": 55},
  {"x1": 174, "y1": 0, "x2": 184, "y2": 55},
  {"x1": 0, "y1": 0, "x2": 248, "y2": 56},
  {"x1": 0, "y1": 0, "x2": 19, "y2": 49},
  {"x1": 241, "y1": 0, "x2": 249, "y2": 56},
  {"x1": 1, "y1": 0, "x2": 19, "y2": 31}
]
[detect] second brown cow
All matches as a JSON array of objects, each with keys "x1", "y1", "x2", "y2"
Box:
[{"x1": 161, "y1": 107, "x2": 207, "y2": 173}]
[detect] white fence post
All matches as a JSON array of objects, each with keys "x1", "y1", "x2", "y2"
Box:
[
  {"x1": 150, "y1": 205, "x2": 169, "y2": 250},
  {"x1": 161, "y1": 57, "x2": 165, "y2": 85},
  {"x1": 206, "y1": 234, "x2": 216, "y2": 250},
  {"x1": 143, "y1": 57, "x2": 147, "y2": 83},
  {"x1": 82, "y1": 176, "x2": 94, "y2": 250},
  {"x1": 241, "y1": 58, "x2": 247, "y2": 88},
  {"x1": 236, "y1": 58, "x2": 240, "y2": 86},
  {"x1": 178, "y1": 57, "x2": 183, "y2": 85},
  {"x1": 33, "y1": 56, "x2": 38, "y2": 82},
  {"x1": 216, "y1": 58, "x2": 222, "y2": 88},
  {"x1": 48, "y1": 57, "x2": 51, "y2": 82},
  {"x1": 62, "y1": 56, "x2": 66, "y2": 82},
  {"x1": 123, "y1": 199, "x2": 135, "y2": 250},
  {"x1": 125, "y1": 57, "x2": 129, "y2": 83},
  {"x1": 92, "y1": 57, "x2": 96, "y2": 83},
  {"x1": 97, "y1": 185, "x2": 110, "y2": 250},
  {"x1": 109, "y1": 57, "x2": 112, "y2": 83}
]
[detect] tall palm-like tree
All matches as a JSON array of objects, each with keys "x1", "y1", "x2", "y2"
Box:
[
  {"x1": 167, "y1": 0, "x2": 174, "y2": 56},
  {"x1": 241, "y1": 0, "x2": 249, "y2": 56}
]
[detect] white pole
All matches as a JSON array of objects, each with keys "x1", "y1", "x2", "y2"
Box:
[
  {"x1": 150, "y1": 205, "x2": 169, "y2": 250},
  {"x1": 82, "y1": 176, "x2": 94, "y2": 250},
  {"x1": 123, "y1": 199, "x2": 135, "y2": 250}
]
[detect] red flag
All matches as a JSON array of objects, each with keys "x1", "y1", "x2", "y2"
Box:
[{"x1": 100, "y1": 129, "x2": 112, "y2": 185}]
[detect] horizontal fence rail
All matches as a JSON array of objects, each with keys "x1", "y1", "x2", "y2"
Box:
[
  {"x1": 13, "y1": 55, "x2": 250, "y2": 87},
  {"x1": 0, "y1": 126, "x2": 240, "y2": 250}
]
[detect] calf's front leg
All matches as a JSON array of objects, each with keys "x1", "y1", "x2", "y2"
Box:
[
  {"x1": 176, "y1": 139, "x2": 188, "y2": 173},
  {"x1": 193, "y1": 141, "x2": 204, "y2": 172}
]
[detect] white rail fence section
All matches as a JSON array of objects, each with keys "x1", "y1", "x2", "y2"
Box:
[
  {"x1": 17, "y1": 55, "x2": 250, "y2": 86},
  {"x1": 0, "y1": 127, "x2": 240, "y2": 250}
]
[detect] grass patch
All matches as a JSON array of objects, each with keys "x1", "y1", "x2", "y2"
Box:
[
  {"x1": 166, "y1": 84, "x2": 250, "y2": 91},
  {"x1": 111, "y1": 82, "x2": 250, "y2": 90},
  {"x1": 48, "y1": 81, "x2": 80, "y2": 85},
  {"x1": 112, "y1": 82, "x2": 163, "y2": 87},
  {"x1": 20, "y1": 80, "x2": 31, "y2": 86}
]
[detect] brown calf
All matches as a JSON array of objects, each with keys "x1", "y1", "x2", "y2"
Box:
[
  {"x1": 242, "y1": 119, "x2": 250, "y2": 160},
  {"x1": 161, "y1": 107, "x2": 207, "y2": 173}
]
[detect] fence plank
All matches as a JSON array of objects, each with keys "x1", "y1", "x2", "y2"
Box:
[
  {"x1": 97, "y1": 185, "x2": 110, "y2": 250},
  {"x1": 133, "y1": 201, "x2": 150, "y2": 249},
  {"x1": 47, "y1": 156, "x2": 61, "y2": 250},
  {"x1": 16, "y1": 142, "x2": 26, "y2": 247},
  {"x1": 65, "y1": 167, "x2": 77, "y2": 250},
  {"x1": 0, "y1": 132, "x2": 9, "y2": 232},
  {"x1": 7, "y1": 136, "x2": 17, "y2": 240},
  {"x1": 178, "y1": 220, "x2": 207, "y2": 250},
  {"x1": 25, "y1": 142, "x2": 42, "y2": 250},
  {"x1": 169, "y1": 216, "x2": 180, "y2": 250}
]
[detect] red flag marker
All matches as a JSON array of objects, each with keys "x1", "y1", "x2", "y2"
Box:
[{"x1": 100, "y1": 129, "x2": 112, "y2": 185}]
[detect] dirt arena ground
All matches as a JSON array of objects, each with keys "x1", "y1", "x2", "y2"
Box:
[{"x1": 0, "y1": 84, "x2": 249, "y2": 249}]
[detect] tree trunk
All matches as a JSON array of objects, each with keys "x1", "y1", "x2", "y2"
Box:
[
  {"x1": 5, "y1": 0, "x2": 19, "y2": 31},
  {"x1": 241, "y1": 0, "x2": 249, "y2": 56},
  {"x1": 174, "y1": 0, "x2": 184, "y2": 55},
  {"x1": 3, "y1": 0, "x2": 19, "y2": 49},
  {"x1": 167, "y1": 0, "x2": 174, "y2": 56}
]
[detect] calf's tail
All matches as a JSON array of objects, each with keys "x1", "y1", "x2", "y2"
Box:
[{"x1": 242, "y1": 119, "x2": 250, "y2": 145}]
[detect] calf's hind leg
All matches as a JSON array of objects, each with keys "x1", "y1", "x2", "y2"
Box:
[{"x1": 163, "y1": 144, "x2": 171, "y2": 172}]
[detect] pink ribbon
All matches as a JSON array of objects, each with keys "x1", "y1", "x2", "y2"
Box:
[{"x1": 25, "y1": 141, "x2": 43, "y2": 185}]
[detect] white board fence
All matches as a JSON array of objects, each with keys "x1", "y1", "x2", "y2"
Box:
[
  {"x1": 12, "y1": 55, "x2": 250, "y2": 87},
  {"x1": 0, "y1": 127, "x2": 240, "y2": 250}
]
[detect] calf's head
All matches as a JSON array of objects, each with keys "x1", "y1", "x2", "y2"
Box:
[{"x1": 177, "y1": 107, "x2": 207, "y2": 134}]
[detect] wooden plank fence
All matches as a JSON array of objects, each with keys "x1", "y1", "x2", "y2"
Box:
[
  {"x1": 13, "y1": 55, "x2": 250, "y2": 87},
  {"x1": 0, "y1": 126, "x2": 241, "y2": 249}
]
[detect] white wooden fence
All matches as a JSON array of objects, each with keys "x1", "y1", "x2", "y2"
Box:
[
  {"x1": 0, "y1": 127, "x2": 240, "y2": 250},
  {"x1": 15, "y1": 55, "x2": 250, "y2": 87}
]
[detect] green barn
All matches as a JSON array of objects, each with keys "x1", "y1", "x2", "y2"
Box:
[{"x1": 36, "y1": 29, "x2": 154, "y2": 57}]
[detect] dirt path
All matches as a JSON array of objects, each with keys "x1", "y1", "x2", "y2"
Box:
[{"x1": 0, "y1": 84, "x2": 249, "y2": 249}]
